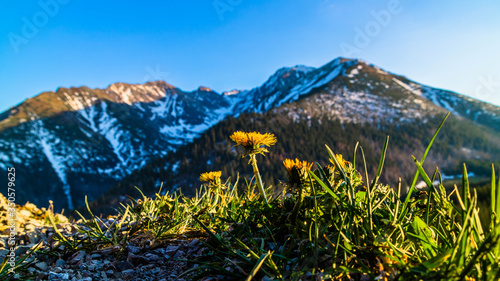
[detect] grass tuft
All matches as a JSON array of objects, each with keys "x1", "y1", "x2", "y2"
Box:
[{"x1": 45, "y1": 115, "x2": 500, "y2": 280}]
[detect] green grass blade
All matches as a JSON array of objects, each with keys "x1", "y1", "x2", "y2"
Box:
[
  {"x1": 462, "y1": 164, "x2": 470, "y2": 213},
  {"x1": 358, "y1": 146, "x2": 370, "y2": 196},
  {"x1": 309, "y1": 169, "x2": 357, "y2": 213},
  {"x1": 496, "y1": 166, "x2": 500, "y2": 225},
  {"x1": 325, "y1": 144, "x2": 351, "y2": 189},
  {"x1": 400, "y1": 112, "x2": 450, "y2": 221},
  {"x1": 371, "y1": 136, "x2": 389, "y2": 189},
  {"x1": 352, "y1": 141, "x2": 359, "y2": 168},
  {"x1": 245, "y1": 251, "x2": 271, "y2": 281},
  {"x1": 491, "y1": 164, "x2": 496, "y2": 228},
  {"x1": 411, "y1": 156, "x2": 439, "y2": 195}
]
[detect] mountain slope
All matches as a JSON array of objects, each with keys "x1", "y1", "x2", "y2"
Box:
[
  {"x1": 0, "y1": 82, "x2": 235, "y2": 209},
  {"x1": 100, "y1": 64, "x2": 500, "y2": 210},
  {"x1": 0, "y1": 58, "x2": 499, "y2": 211}
]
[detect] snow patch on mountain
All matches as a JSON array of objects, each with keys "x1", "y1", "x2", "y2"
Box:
[
  {"x1": 1, "y1": 57, "x2": 499, "y2": 210},
  {"x1": 78, "y1": 105, "x2": 99, "y2": 133},
  {"x1": 35, "y1": 119, "x2": 74, "y2": 210},
  {"x1": 98, "y1": 102, "x2": 127, "y2": 167},
  {"x1": 392, "y1": 78, "x2": 422, "y2": 97}
]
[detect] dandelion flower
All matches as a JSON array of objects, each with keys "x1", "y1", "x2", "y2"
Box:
[
  {"x1": 330, "y1": 154, "x2": 348, "y2": 169},
  {"x1": 200, "y1": 171, "x2": 222, "y2": 187},
  {"x1": 230, "y1": 131, "x2": 277, "y2": 157},
  {"x1": 283, "y1": 158, "x2": 313, "y2": 184},
  {"x1": 229, "y1": 131, "x2": 276, "y2": 204}
]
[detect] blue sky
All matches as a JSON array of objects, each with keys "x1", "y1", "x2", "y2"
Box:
[{"x1": 1, "y1": 0, "x2": 500, "y2": 112}]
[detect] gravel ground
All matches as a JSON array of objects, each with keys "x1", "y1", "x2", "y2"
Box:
[{"x1": 0, "y1": 193, "x2": 224, "y2": 281}]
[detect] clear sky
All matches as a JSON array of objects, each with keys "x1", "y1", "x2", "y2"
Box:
[{"x1": 1, "y1": 1, "x2": 500, "y2": 113}]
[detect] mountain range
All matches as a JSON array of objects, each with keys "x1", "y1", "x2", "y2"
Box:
[{"x1": 1, "y1": 57, "x2": 499, "y2": 211}]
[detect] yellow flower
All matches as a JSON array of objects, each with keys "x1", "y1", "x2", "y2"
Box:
[
  {"x1": 330, "y1": 154, "x2": 348, "y2": 169},
  {"x1": 230, "y1": 131, "x2": 277, "y2": 157},
  {"x1": 283, "y1": 158, "x2": 313, "y2": 184},
  {"x1": 200, "y1": 171, "x2": 222, "y2": 186}
]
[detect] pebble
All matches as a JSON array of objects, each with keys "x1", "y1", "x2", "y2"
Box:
[
  {"x1": 122, "y1": 269, "x2": 136, "y2": 279},
  {"x1": 0, "y1": 193, "x2": 210, "y2": 280},
  {"x1": 69, "y1": 250, "x2": 86, "y2": 264},
  {"x1": 55, "y1": 258, "x2": 66, "y2": 267},
  {"x1": 188, "y1": 238, "x2": 199, "y2": 247},
  {"x1": 128, "y1": 252, "x2": 147, "y2": 265},
  {"x1": 116, "y1": 260, "x2": 134, "y2": 271},
  {"x1": 34, "y1": 261, "x2": 48, "y2": 271},
  {"x1": 127, "y1": 245, "x2": 141, "y2": 254},
  {"x1": 173, "y1": 250, "x2": 186, "y2": 258},
  {"x1": 144, "y1": 252, "x2": 159, "y2": 261}
]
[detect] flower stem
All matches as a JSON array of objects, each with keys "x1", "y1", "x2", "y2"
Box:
[
  {"x1": 288, "y1": 183, "x2": 303, "y2": 225},
  {"x1": 250, "y1": 154, "x2": 268, "y2": 204}
]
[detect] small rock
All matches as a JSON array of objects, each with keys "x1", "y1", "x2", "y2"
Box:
[
  {"x1": 128, "y1": 252, "x2": 147, "y2": 265},
  {"x1": 48, "y1": 272, "x2": 70, "y2": 280},
  {"x1": 121, "y1": 269, "x2": 135, "y2": 279},
  {"x1": 165, "y1": 245, "x2": 179, "y2": 255},
  {"x1": 35, "y1": 261, "x2": 48, "y2": 271},
  {"x1": 91, "y1": 253, "x2": 101, "y2": 259},
  {"x1": 75, "y1": 271, "x2": 83, "y2": 279},
  {"x1": 115, "y1": 260, "x2": 134, "y2": 271},
  {"x1": 24, "y1": 202, "x2": 37, "y2": 210},
  {"x1": 127, "y1": 245, "x2": 141, "y2": 254},
  {"x1": 197, "y1": 247, "x2": 208, "y2": 256},
  {"x1": 144, "y1": 253, "x2": 159, "y2": 261},
  {"x1": 18, "y1": 209, "x2": 32, "y2": 219},
  {"x1": 173, "y1": 250, "x2": 185, "y2": 259},
  {"x1": 53, "y1": 266, "x2": 63, "y2": 273},
  {"x1": 104, "y1": 262, "x2": 115, "y2": 271},
  {"x1": 25, "y1": 223, "x2": 37, "y2": 231},
  {"x1": 37, "y1": 272, "x2": 49, "y2": 280},
  {"x1": 55, "y1": 258, "x2": 66, "y2": 267},
  {"x1": 153, "y1": 248, "x2": 165, "y2": 255},
  {"x1": 188, "y1": 238, "x2": 199, "y2": 247},
  {"x1": 14, "y1": 245, "x2": 32, "y2": 257},
  {"x1": 69, "y1": 250, "x2": 86, "y2": 264}
]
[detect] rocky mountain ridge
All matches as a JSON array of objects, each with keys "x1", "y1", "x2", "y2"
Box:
[{"x1": 0, "y1": 57, "x2": 498, "y2": 210}]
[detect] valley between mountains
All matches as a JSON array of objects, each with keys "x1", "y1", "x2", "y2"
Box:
[{"x1": 0, "y1": 57, "x2": 499, "y2": 211}]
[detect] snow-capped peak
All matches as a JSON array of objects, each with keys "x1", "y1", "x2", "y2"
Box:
[{"x1": 1, "y1": 56, "x2": 499, "y2": 212}]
